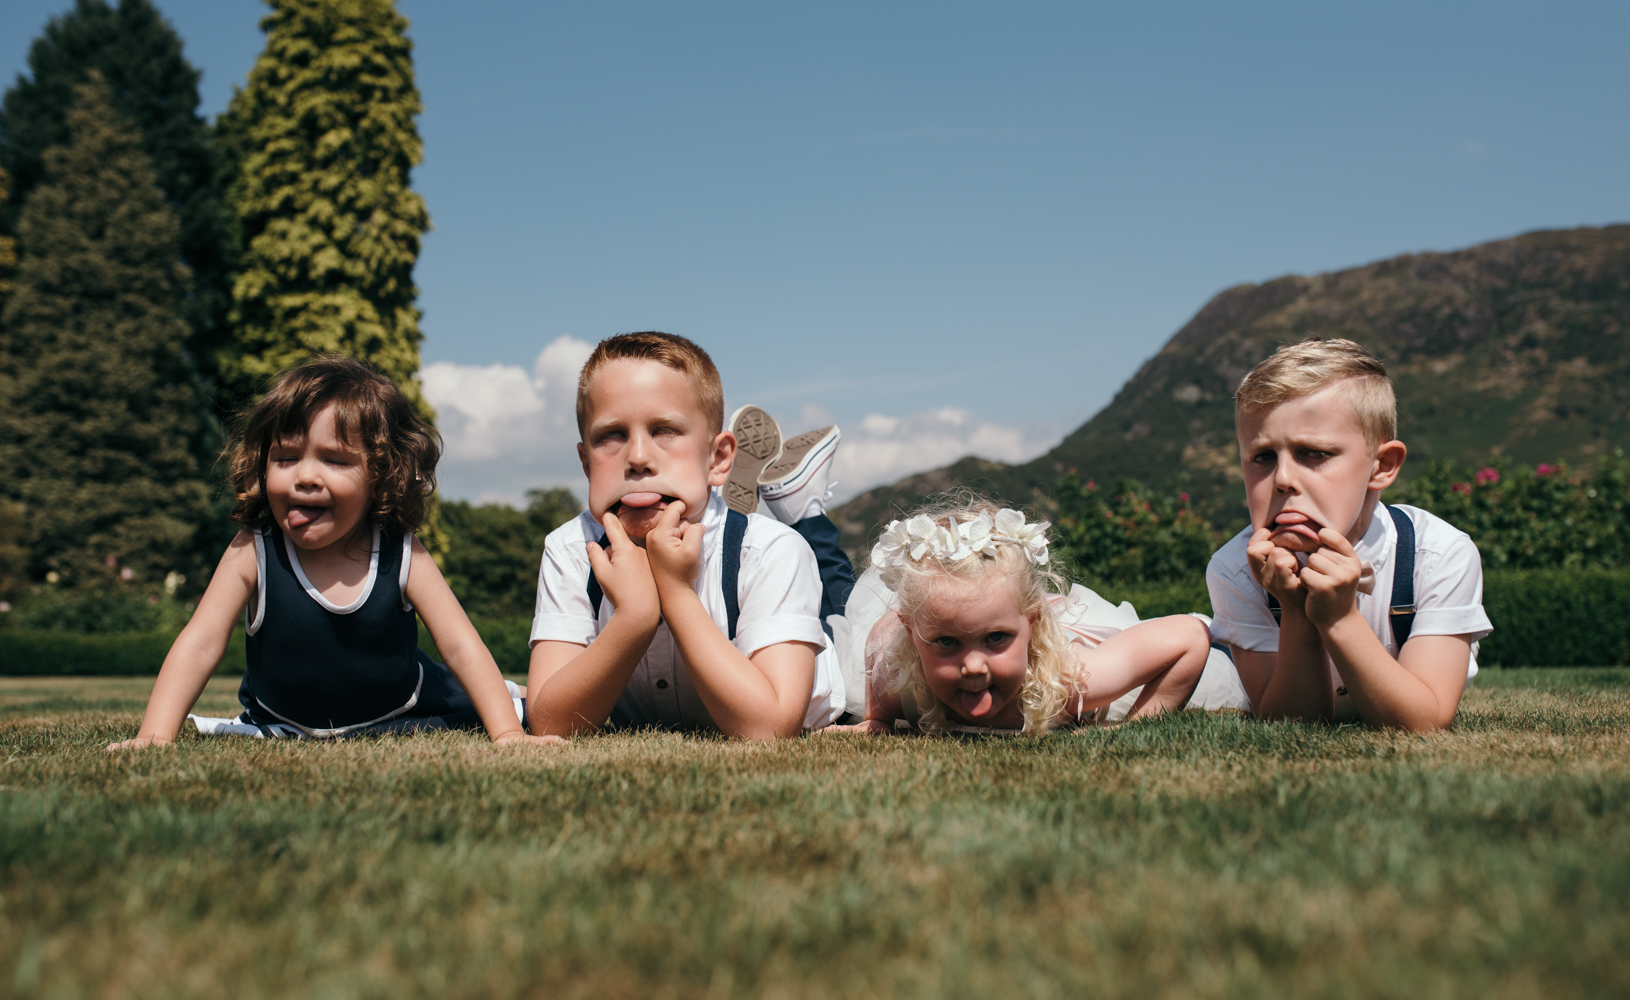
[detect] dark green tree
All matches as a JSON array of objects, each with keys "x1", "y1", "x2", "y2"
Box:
[
  {"x1": 0, "y1": 73, "x2": 210, "y2": 590},
  {"x1": 441, "y1": 489, "x2": 581, "y2": 619},
  {"x1": 0, "y1": 0, "x2": 233, "y2": 416},
  {"x1": 219, "y1": 0, "x2": 431, "y2": 413}
]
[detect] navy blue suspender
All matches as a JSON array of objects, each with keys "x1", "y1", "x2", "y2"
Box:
[
  {"x1": 1265, "y1": 504, "x2": 1417, "y2": 646},
  {"x1": 586, "y1": 508, "x2": 749, "y2": 641},
  {"x1": 1385, "y1": 505, "x2": 1417, "y2": 645}
]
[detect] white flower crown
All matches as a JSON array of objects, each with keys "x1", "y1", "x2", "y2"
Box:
[{"x1": 870, "y1": 508, "x2": 1051, "y2": 582}]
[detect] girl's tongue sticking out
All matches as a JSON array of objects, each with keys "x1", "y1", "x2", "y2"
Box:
[
  {"x1": 958, "y1": 688, "x2": 995, "y2": 718},
  {"x1": 286, "y1": 505, "x2": 326, "y2": 528}
]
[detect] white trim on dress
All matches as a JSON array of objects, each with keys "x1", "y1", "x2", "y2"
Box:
[
  {"x1": 399, "y1": 533, "x2": 414, "y2": 612},
  {"x1": 246, "y1": 529, "x2": 268, "y2": 635},
  {"x1": 284, "y1": 525, "x2": 380, "y2": 614}
]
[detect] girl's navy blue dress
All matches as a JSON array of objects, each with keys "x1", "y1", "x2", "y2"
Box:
[{"x1": 235, "y1": 524, "x2": 480, "y2": 737}]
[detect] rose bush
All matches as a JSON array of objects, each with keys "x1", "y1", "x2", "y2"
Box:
[{"x1": 1388, "y1": 451, "x2": 1629, "y2": 569}]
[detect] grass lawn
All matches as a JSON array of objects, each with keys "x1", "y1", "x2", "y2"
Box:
[{"x1": 1, "y1": 670, "x2": 1626, "y2": 999}]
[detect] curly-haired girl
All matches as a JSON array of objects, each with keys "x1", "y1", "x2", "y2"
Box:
[
  {"x1": 828, "y1": 500, "x2": 1213, "y2": 735},
  {"x1": 110, "y1": 355, "x2": 557, "y2": 749}
]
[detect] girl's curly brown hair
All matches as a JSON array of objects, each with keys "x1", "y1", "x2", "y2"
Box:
[{"x1": 226, "y1": 355, "x2": 441, "y2": 536}]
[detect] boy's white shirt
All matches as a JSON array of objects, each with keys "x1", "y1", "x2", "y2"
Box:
[
  {"x1": 1207, "y1": 503, "x2": 1493, "y2": 721},
  {"x1": 530, "y1": 490, "x2": 845, "y2": 730}
]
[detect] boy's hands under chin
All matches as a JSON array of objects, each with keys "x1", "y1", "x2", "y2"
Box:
[
  {"x1": 1298, "y1": 527, "x2": 1366, "y2": 627},
  {"x1": 644, "y1": 500, "x2": 705, "y2": 599},
  {"x1": 585, "y1": 511, "x2": 660, "y2": 623},
  {"x1": 1246, "y1": 526, "x2": 1306, "y2": 612}
]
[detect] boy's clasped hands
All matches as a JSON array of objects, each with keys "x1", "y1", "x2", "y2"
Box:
[
  {"x1": 586, "y1": 499, "x2": 706, "y2": 627},
  {"x1": 1246, "y1": 519, "x2": 1371, "y2": 631}
]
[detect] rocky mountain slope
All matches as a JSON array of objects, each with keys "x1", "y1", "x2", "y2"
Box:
[{"x1": 832, "y1": 224, "x2": 1630, "y2": 559}]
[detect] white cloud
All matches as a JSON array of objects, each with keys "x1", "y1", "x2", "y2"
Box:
[
  {"x1": 822, "y1": 407, "x2": 1060, "y2": 503},
  {"x1": 423, "y1": 340, "x2": 1060, "y2": 510},
  {"x1": 421, "y1": 335, "x2": 594, "y2": 507}
]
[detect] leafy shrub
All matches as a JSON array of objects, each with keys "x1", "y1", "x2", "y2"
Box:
[
  {"x1": 2, "y1": 586, "x2": 195, "y2": 633},
  {"x1": 417, "y1": 617, "x2": 532, "y2": 676},
  {"x1": 1479, "y1": 569, "x2": 1630, "y2": 667},
  {"x1": 0, "y1": 628, "x2": 245, "y2": 676},
  {"x1": 441, "y1": 489, "x2": 580, "y2": 619},
  {"x1": 1388, "y1": 453, "x2": 1629, "y2": 569},
  {"x1": 1051, "y1": 474, "x2": 1226, "y2": 586}
]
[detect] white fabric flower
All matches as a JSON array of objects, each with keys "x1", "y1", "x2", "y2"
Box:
[
  {"x1": 870, "y1": 519, "x2": 911, "y2": 571},
  {"x1": 958, "y1": 512, "x2": 997, "y2": 556},
  {"x1": 993, "y1": 508, "x2": 1051, "y2": 566},
  {"x1": 936, "y1": 523, "x2": 972, "y2": 563},
  {"x1": 904, "y1": 515, "x2": 940, "y2": 561}
]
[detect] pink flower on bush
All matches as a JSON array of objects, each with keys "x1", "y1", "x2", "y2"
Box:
[
  {"x1": 104, "y1": 554, "x2": 117, "y2": 567},
  {"x1": 120, "y1": 567, "x2": 134, "y2": 581},
  {"x1": 1179, "y1": 492, "x2": 1190, "y2": 502},
  {"x1": 1085, "y1": 479, "x2": 1096, "y2": 490},
  {"x1": 1451, "y1": 482, "x2": 1472, "y2": 495},
  {"x1": 1475, "y1": 467, "x2": 1500, "y2": 486},
  {"x1": 1536, "y1": 463, "x2": 1559, "y2": 477}
]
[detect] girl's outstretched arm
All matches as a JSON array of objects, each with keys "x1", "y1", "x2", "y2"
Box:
[
  {"x1": 107, "y1": 531, "x2": 259, "y2": 751},
  {"x1": 822, "y1": 612, "x2": 905, "y2": 735},
  {"x1": 404, "y1": 539, "x2": 562, "y2": 746},
  {"x1": 1071, "y1": 614, "x2": 1210, "y2": 720}
]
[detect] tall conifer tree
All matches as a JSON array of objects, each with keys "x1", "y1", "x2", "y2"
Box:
[
  {"x1": 0, "y1": 0, "x2": 233, "y2": 416},
  {"x1": 220, "y1": 0, "x2": 431, "y2": 413},
  {"x1": 0, "y1": 74, "x2": 209, "y2": 588}
]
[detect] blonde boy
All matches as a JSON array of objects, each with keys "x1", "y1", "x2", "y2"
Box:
[
  {"x1": 1206, "y1": 338, "x2": 1492, "y2": 731},
  {"x1": 527, "y1": 332, "x2": 845, "y2": 738}
]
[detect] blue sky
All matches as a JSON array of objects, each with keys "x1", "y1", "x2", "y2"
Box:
[{"x1": 3, "y1": 0, "x2": 1627, "y2": 503}]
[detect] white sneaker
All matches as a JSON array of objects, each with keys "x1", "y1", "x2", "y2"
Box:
[
  {"x1": 724, "y1": 404, "x2": 783, "y2": 515},
  {"x1": 759, "y1": 425, "x2": 839, "y2": 524}
]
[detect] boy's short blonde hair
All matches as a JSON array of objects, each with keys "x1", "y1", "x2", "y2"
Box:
[
  {"x1": 575, "y1": 331, "x2": 725, "y2": 438},
  {"x1": 1235, "y1": 338, "x2": 1397, "y2": 451}
]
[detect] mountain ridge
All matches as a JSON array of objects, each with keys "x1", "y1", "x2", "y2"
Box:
[{"x1": 831, "y1": 224, "x2": 1630, "y2": 560}]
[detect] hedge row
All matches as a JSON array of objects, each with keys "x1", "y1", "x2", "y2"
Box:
[
  {"x1": 0, "y1": 622, "x2": 522, "y2": 678},
  {"x1": 3, "y1": 571, "x2": 1626, "y2": 674},
  {"x1": 1091, "y1": 569, "x2": 1630, "y2": 667},
  {"x1": 0, "y1": 629, "x2": 247, "y2": 677}
]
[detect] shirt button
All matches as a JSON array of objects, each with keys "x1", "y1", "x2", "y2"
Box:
[
  {"x1": 1335, "y1": 686, "x2": 1348, "y2": 697},
  {"x1": 656, "y1": 679, "x2": 669, "y2": 689}
]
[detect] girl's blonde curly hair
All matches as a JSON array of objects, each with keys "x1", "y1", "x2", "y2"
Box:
[{"x1": 872, "y1": 497, "x2": 1077, "y2": 734}]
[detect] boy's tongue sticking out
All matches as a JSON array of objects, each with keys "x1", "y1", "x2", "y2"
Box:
[
  {"x1": 1269, "y1": 510, "x2": 1324, "y2": 551},
  {"x1": 614, "y1": 491, "x2": 677, "y2": 542}
]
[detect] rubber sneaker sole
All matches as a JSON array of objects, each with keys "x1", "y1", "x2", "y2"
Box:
[
  {"x1": 761, "y1": 426, "x2": 837, "y2": 488},
  {"x1": 724, "y1": 405, "x2": 782, "y2": 514}
]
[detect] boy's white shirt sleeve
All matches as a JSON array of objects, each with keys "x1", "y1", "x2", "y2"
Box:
[
  {"x1": 1206, "y1": 528, "x2": 1281, "y2": 652},
  {"x1": 1398, "y1": 504, "x2": 1493, "y2": 642},
  {"x1": 530, "y1": 513, "x2": 599, "y2": 647},
  {"x1": 733, "y1": 520, "x2": 831, "y2": 657}
]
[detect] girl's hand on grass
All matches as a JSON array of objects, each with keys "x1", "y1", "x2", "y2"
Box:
[
  {"x1": 490, "y1": 731, "x2": 567, "y2": 747},
  {"x1": 1247, "y1": 526, "x2": 1306, "y2": 611},
  {"x1": 587, "y1": 512, "x2": 661, "y2": 624},
  {"x1": 821, "y1": 719, "x2": 891, "y2": 735},
  {"x1": 105, "y1": 735, "x2": 172, "y2": 752},
  {"x1": 1300, "y1": 528, "x2": 1365, "y2": 628},
  {"x1": 644, "y1": 501, "x2": 705, "y2": 598}
]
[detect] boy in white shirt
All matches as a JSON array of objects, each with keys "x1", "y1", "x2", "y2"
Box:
[
  {"x1": 1206, "y1": 338, "x2": 1493, "y2": 731},
  {"x1": 527, "y1": 332, "x2": 847, "y2": 738}
]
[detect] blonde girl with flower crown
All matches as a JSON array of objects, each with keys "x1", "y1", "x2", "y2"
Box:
[{"x1": 825, "y1": 499, "x2": 1216, "y2": 735}]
